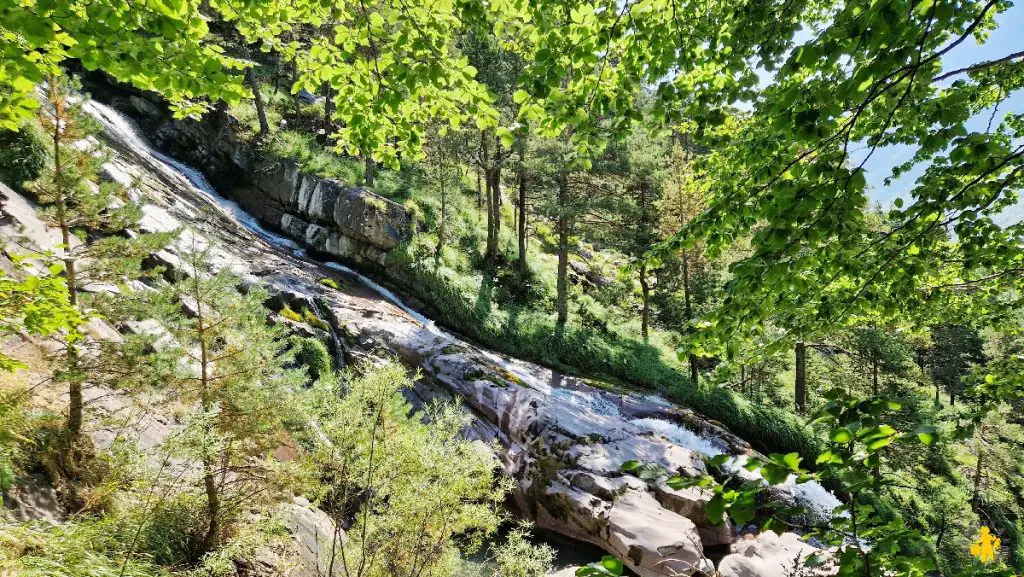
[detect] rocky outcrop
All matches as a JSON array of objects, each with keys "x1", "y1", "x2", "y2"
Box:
[
  {"x1": 265, "y1": 162, "x2": 410, "y2": 267},
  {"x1": 80, "y1": 79, "x2": 410, "y2": 271}
]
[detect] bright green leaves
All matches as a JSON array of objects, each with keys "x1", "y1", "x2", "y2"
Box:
[
  {"x1": 575, "y1": 556, "x2": 623, "y2": 576},
  {"x1": 910, "y1": 424, "x2": 938, "y2": 445},
  {"x1": 286, "y1": 0, "x2": 501, "y2": 168},
  {"x1": 660, "y1": 0, "x2": 1023, "y2": 358},
  {"x1": 0, "y1": 258, "x2": 83, "y2": 372},
  {"x1": 621, "y1": 450, "x2": 807, "y2": 529},
  {"x1": 1, "y1": 0, "x2": 252, "y2": 126}
]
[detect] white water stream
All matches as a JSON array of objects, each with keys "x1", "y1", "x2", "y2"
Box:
[{"x1": 631, "y1": 417, "x2": 845, "y2": 521}]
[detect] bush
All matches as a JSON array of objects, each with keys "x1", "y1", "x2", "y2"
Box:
[
  {"x1": 123, "y1": 491, "x2": 209, "y2": 566},
  {"x1": 0, "y1": 519, "x2": 164, "y2": 577},
  {"x1": 0, "y1": 122, "x2": 48, "y2": 193},
  {"x1": 289, "y1": 335, "x2": 333, "y2": 382},
  {"x1": 304, "y1": 361, "x2": 509, "y2": 577},
  {"x1": 490, "y1": 522, "x2": 554, "y2": 577}
]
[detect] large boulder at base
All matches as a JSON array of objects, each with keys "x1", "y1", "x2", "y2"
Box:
[
  {"x1": 718, "y1": 532, "x2": 831, "y2": 577},
  {"x1": 606, "y1": 491, "x2": 713, "y2": 577}
]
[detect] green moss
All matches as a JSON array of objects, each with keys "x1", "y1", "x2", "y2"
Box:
[
  {"x1": 465, "y1": 369, "x2": 515, "y2": 388},
  {"x1": 441, "y1": 345, "x2": 469, "y2": 356},
  {"x1": 280, "y1": 305, "x2": 303, "y2": 323},
  {"x1": 319, "y1": 277, "x2": 344, "y2": 290},
  {"x1": 301, "y1": 307, "x2": 331, "y2": 332},
  {"x1": 526, "y1": 455, "x2": 568, "y2": 521}
]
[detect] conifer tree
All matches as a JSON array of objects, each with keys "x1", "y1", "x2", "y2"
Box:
[
  {"x1": 147, "y1": 245, "x2": 304, "y2": 555},
  {"x1": 28, "y1": 75, "x2": 172, "y2": 454}
]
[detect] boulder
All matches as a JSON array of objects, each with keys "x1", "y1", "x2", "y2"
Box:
[
  {"x1": 286, "y1": 496, "x2": 343, "y2": 577},
  {"x1": 241, "y1": 162, "x2": 409, "y2": 267},
  {"x1": 717, "y1": 532, "x2": 831, "y2": 577},
  {"x1": 606, "y1": 491, "x2": 712, "y2": 577}
]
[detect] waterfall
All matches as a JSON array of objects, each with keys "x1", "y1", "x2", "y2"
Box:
[
  {"x1": 84, "y1": 99, "x2": 448, "y2": 337},
  {"x1": 83, "y1": 96, "x2": 844, "y2": 531},
  {"x1": 631, "y1": 417, "x2": 845, "y2": 522}
]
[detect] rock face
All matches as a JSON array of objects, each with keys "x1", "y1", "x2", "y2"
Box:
[
  {"x1": 718, "y1": 532, "x2": 831, "y2": 577},
  {"x1": 49, "y1": 94, "x2": 836, "y2": 577},
  {"x1": 268, "y1": 163, "x2": 410, "y2": 268},
  {"x1": 80, "y1": 78, "x2": 410, "y2": 270}
]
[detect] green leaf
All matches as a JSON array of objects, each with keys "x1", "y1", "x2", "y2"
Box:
[
  {"x1": 576, "y1": 556, "x2": 624, "y2": 576},
  {"x1": 912, "y1": 425, "x2": 938, "y2": 445},
  {"x1": 707, "y1": 494, "x2": 727, "y2": 524},
  {"x1": 830, "y1": 427, "x2": 853, "y2": 443}
]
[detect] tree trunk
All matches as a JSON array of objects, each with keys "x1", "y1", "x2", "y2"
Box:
[
  {"x1": 484, "y1": 168, "x2": 496, "y2": 263},
  {"x1": 795, "y1": 341, "x2": 807, "y2": 413},
  {"x1": 517, "y1": 144, "x2": 527, "y2": 275},
  {"x1": 50, "y1": 82, "x2": 83, "y2": 444},
  {"x1": 364, "y1": 155, "x2": 375, "y2": 187},
  {"x1": 639, "y1": 262, "x2": 650, "y2": 341},
  {"x1": 682, "y1": 256, "x2": 698, "y2": 385},
  {"x1": 871, "y1": 359, "x2": 879, "y2": 396},
  {"x1": 489, "y1": 166, "x2": 501, "y2": 261},
  {"x1": 195, "y1": 289, "x2": 221, "y2": 554},
  {"x1": 436, "y1": 157, "x2": 447, "y2": 259},
  {"x1": 476, "y1": 166, "x2": 483, "y2": 209},
  {"x1": 292, "y1": 64, "x2": 301, "y2": 119},
  {"x1": 247, "y1": 67, "x2": 270, "y2": 138},
  {"x1": 972, "y1": 424, "x2": 985, "y2": 510},
  {"x1": 323, "y1": 83, "x2": 334, "y2": 135},
  {"x1": 555, "y1": 172, "x2": 569, "y2": 327},
  {"x1": 202, "y1": 455, "x2": 220, "y2": 553}
]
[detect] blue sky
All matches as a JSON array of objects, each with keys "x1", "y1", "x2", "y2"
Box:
[{"x1": 855, "y1": 5, "x2": 1023, "y2": 208}]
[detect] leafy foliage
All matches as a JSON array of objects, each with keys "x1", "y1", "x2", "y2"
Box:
[{"x1": 303, "y1": 360, "x2": 511, "y2": 577}]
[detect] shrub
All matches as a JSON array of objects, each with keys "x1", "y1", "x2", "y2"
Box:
[
  {"x1": 0, "y1": 122, "x2": 47, "y2": 193},
  {"x1": 0, "y1": 519, "x2": 164, "y2": 577},
  {"x1": 489, "y1": 522, "x2": 554, "y2": 577},
  {"x1": 304, "y1": 361, "x2": 509, "y2": 577},
  {"x1": 289, "y1": 335, "x2": 333, "y2": 382}
]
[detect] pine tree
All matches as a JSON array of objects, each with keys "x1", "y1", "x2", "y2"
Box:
[
  {"x1": 147, "y1": 245, "x2": 304, "y2": 555},
  {"x1": 28, "y1": 75, "x2": 172, "y2": 454}
]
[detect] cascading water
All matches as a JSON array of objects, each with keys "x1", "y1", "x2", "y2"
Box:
[
  {"x1": 632, "y1": 417, "x2": 845, "y2": 522},
  {"x1": 85, "y1": 99, "x2": 448, "y2": 335}
]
